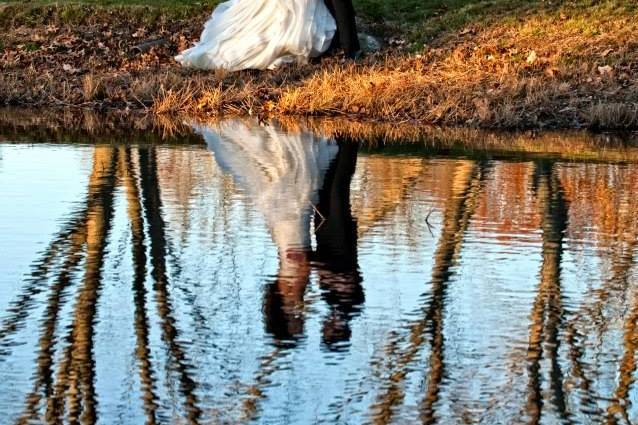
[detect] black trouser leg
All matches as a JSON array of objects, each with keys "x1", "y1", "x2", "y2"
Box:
[
  {"x1": 324, "y1": 0, "x2": 340, "y2": 52},
  {"x1": 324, "y1": 0, "x2": 360, "y2": 58},
  {"x1": 315, "y1": 138, "x2": 363, "y2": 350}
]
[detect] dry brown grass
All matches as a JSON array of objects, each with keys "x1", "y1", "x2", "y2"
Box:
[
  {"x1": 81, "y1": 74, "x2": 104, "y2": 102},
  {"x1": 588, "y1": 103, "x2": 638, "y2": 130}
]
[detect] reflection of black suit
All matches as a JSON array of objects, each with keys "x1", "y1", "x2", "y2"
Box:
[
  {"x1": 315, "y1": 138, "x2": 364, "y2": 350},
  {"x1": 324, "y1": 0, "x2": 360, "y2": 58}
]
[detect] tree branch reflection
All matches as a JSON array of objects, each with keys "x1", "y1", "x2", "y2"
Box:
[
  {"x1": 370, "y1": 160, "x2": 488, "y2": 425},
  {"x1": 42, "y1": 146, "x2": 118, "y2": 423},
  {"x1": 121, "y1": 147, "x2": 159, "y2": 424},
  {"x1": 139, "y1": 147, "x2": 202, "y2": 424},
  {"x1": 525, "y1": 160, "x2": 569, "y2": 425}
]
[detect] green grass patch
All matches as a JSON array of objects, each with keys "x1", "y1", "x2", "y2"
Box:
[
  {"x1": 1, "y1": 0, "x2": 636, "y2": 45},
  {"x1": 354, "y1": 0, "x2": 637, "y2": 44},
  {"x1": 1, "y1": 0, "x2": 221, "y2": 8},
  {"x1": 354, "y1": 0, "x2": 536, "y2": 39},
  {"x1": 0, "y1": 1, "x2": 220, "y2": 27}
]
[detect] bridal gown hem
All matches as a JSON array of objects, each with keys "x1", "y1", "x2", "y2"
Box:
[
  {"x1": 175, "y1": 0, "x2": 337, "y2": 71},
  {"x1": 196, "y1": 119, "x2": 338, "y2": 255}
]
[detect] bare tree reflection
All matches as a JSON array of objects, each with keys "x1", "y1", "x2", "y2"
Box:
[
  {"x1": 605, "y1": 227, "x2": 638, "y2": 424},
  {"x1": 5, "y1": 123, "x2": 638, "y2": 425},
  {"x1": 7, "y1": 145, "x2": 204, "y2": 425},
  {"x1": 139, "y1": 146, "x2": 202, "y2": 424},
  {"x1": 371, "y1": 160, "x2": 488, "y2": 425},
  {"x1": 525, "y1": 160, "x2": 570, "y2": 425},
  {"x1": 0, "y1": 208, "x2": 89, "y2": 357},
  {"x1": 570, "y1": 174, "x2": 638, "y2": 424},
  {"x1": 14, "y1": 147, "x2": 116, "y2": 424},
  {"x1": 17, "y1": 217, "x2": 87, "y2": 425},
  {"x1": 556, "y1": 165, "x2": 638, "y2": 423},
  {"x1": 120, "y1": 147, "x2": 159, "y2": 424},
  {"x1": 607, "y1": 295, "x2": 638, "y2": 424},
  {"x1": 45, "y1": 146, "x2": 118, "y2": 424}
]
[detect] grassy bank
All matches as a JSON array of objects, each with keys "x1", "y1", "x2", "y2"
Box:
[{"x1": 1, "y1": 0, "x2": 637, "y2": 129}]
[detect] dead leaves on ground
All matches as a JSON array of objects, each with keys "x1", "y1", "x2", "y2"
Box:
[{"x1": 1, "y1": 7, "x2": 205, "y2": 75}]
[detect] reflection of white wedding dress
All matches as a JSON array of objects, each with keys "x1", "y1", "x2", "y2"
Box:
[
  {"x1": 196, "y1": 120, "x2": 338, "y2": 252},
  {"x1": 176, "y1": 0, "x2": 336, "y2": 71}
]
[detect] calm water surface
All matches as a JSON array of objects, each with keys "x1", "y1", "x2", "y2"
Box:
[{"x1": 1, "y1": 119, "x2": 638, "y2": 424}]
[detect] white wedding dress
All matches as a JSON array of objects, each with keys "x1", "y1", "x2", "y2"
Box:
[
  {"x1": 195, "y1": 120, "x2": 338, "y2": 255},
  {"x1": 176, "y1": 0, "x2": 337, "y2": 71}
]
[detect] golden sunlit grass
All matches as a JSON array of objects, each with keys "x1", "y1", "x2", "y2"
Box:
[
  {"x1": 1, "y1": 0, "x2": 637, "y2": 129},
  {"x1": 276, "y1": 1, "x2": 638, "y2": 128}
]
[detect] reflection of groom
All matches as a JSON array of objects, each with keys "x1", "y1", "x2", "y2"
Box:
[
  {"x1": 324, "y1": 0, "x2": 361, "y2": 59},
  {"x1": 314, "y1": 138, "x2": 363, "y2": 350}
]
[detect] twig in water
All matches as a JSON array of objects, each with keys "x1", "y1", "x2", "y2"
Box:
[
  {"x1": 311, "y1": 203, "x2": 326, "y2": 232},
  {"x1": 425, "y1": 207, "x2": 435, "y2": 237}
]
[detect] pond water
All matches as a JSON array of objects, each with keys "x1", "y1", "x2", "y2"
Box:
[{"x1": 1, "y1": 118, "x2": 638, "y2": 424}]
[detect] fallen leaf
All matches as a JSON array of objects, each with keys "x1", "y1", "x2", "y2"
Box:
[
  {"x1": 545, "y1": 67, "x2": 559, "y2": 77},
  {"x1": 601, "y1": 48, "x2": 613, "y2": 57},
  {"x1": 598, "y1": 65, "x2": 613, "y2": 76},
  {"x1": 526, "y1": 50, "x2": 537, "y2": 64},
  {"x1": 62, "y1": 63, "x2": 80, "y2": 74}
]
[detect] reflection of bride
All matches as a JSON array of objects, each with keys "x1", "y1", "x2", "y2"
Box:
[{"x1": 197, "y1": 119, "x2": 338, "y2": 256}]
